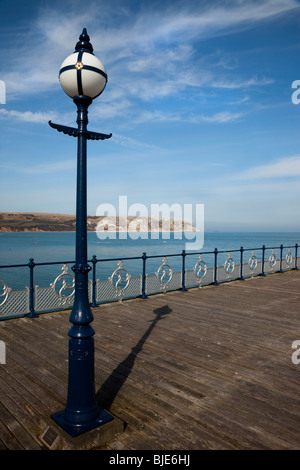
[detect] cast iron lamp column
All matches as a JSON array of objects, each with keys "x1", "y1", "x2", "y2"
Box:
[{"x1": 49, "y1": 29, "x2": 112, "y2": 437}]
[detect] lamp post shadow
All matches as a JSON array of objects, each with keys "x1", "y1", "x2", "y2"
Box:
[{"x1": 96, "y1": 305, "x2": 172, "y2": 411}]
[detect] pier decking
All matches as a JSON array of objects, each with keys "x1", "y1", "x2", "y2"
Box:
[{"x1": 0, "y1": 270, "x2": 300, "y2": 450}]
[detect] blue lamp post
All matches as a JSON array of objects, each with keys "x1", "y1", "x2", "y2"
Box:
[{"x1": 49, "y1": 29, "x2": 113, "y2": 437}]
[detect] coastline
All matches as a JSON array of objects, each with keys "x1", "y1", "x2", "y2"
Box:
[{"x1": 0, "y1": 212, "x2": 199, "y2": 233}]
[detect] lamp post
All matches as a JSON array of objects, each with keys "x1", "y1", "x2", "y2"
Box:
[{"x1": 49, "y1": 29, "x2": 113, "y2": 437}]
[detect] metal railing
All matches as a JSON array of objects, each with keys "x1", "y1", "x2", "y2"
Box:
[{"x1": 0, "y1": 243, "x2": 298, "y2": 320}]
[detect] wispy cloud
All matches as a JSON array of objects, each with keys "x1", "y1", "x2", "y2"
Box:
[
  {"x1": 210, "y1": 77, "x2": 274, "y2": 89},
  {"x1": 0, "y1": 158, "x2": 76, "y2": 175},
  {"x1": 111, "y1": 133, "x2": 165, "y2": 152},
  {"x1": 131, "y1": 110, "x2": 244, "y2": 125},
  {"x1": 0, "y1": 108, "x2": 56, "y2": 123},
  {"x1": 2, "y1": 0, "x2": 293, "y2": 104},
  {"x1": 92, "y1": 0, "x2": 296, "y2": 51},
  {"x1": 236, "y1": 155, "x2": 300, "y2": 180},
  {"x1": 200, "y1": 111, "x2": 244, "y2": 123}
]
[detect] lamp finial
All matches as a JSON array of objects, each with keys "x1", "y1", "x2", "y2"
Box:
[{"x1": 75, "y1": 28, "x2": 93, "y2": 53}]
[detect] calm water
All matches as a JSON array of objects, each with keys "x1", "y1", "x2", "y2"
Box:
[{"x1": 0, "y1": 231, "x2": 299, "y2": 290}]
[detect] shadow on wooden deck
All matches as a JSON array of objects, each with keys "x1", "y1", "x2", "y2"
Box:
[{"x1": 96, "y1": 305, "x2": 172, "y2": 412}]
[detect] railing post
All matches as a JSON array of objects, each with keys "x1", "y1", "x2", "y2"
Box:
[
  {"x1": 91, "y1": 255, "x2": 97, "y2": 307},
  {"x1": 214, "y1": 248, "x2": 218, "y2": 285},
  {"x1": 295, "y1": 243, "x2": 298, "y2": 270},
  {"x1": 240, "y1": 246, "x2": 244, "y2": 280},
  {"x1": 280, "y1": 244, "x2": 283, "y2": 273},
  {"x1": 27, "y1": 258, "x2": 37, "y2": 318},
  {"x1": 181, "y1": 250, "x2": 187, "y2": 291},
  {"x1": 261, "y1": 245, "x2": 266, "y2": 276},
  {"x1": 141, "y1": 252, "x2": 148, "y2": 299}
]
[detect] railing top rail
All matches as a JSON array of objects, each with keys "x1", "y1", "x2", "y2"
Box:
[
  {"x1": 94, "y1": 255, "x2": 144, "y2": 262},
  {"x1": 0, "y1": 263, "x2": 30, "y2": 269}
]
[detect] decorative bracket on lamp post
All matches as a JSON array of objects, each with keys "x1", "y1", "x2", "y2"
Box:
[{"x1": 48, "y1": 120, "x2": 112, "y2": 140}]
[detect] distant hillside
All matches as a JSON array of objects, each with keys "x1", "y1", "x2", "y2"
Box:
[
  {"x1": 0, "y1": 212, "x2": 198, "y2": 233},
  {"x1": 0, "y1": 212, "x2": 77, "y2": 232}
]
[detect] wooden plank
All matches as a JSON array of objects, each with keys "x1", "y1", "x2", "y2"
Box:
[
  {"x1": 0, "y1": 417, "x2": 25, "y2": 450},
  {"x1": 0, "y1": 402, "x2": 40, "y2": 450},
  {"x1": 96, "y1": 372, "x2": 235, "y2": 450},
  {"x1": 1, "y1": 336, "x2": 68, "y2": 401}
]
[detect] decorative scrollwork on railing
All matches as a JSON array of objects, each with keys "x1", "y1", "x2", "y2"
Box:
[
  {"x1": 0, "y1": 281, "x2": 11, "y2": 307},
  {"x1": 109, "y1": 260, "x2": 131, "y2": 301},
  {"x1": 224, "y1": 253, "x2": 235, "y2": 278},
  {"x1": 269, "y1": 250, "x2": 277, "y2": 270},
  {"x1": 156, "y1": 257, "x2": 174, "y2": 293},
  {"x1": 285, "y1": 248, "x2": 293, "y2": 265},
  {"x1": 50, "y1": 264, "x2": 75, "y2": 304},
  {"x1": 248, "y1": 250, "x2": 258, "y2": 275},
  {"x1": 193, "y1": 255, "x2": 207, "y2": 287}
]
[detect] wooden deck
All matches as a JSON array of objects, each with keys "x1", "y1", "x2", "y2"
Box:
[{"x1": 0, "y1": 270, "x2": 300, "y2": 450}]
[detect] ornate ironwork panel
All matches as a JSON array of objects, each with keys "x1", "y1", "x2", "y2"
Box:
[
  {"x1": 223, "y1": 253, "x2": 235, "y2": 279},
  {"x1": 50, "y1": 264, "x2": 75, "y2": 304},
  {"x1": 108, "y1": 260, "x2": 132, "y2": 301},
  {"x1": 0, "y1": 281, "x2": 11, "y2": 307},
  {"x1": 193, "y1": 255, "x2": 207, "y2": 287},
  {"x1": 268, "y1": 250, "x2": 277, "y2": 270},
  {"x1": 285, "y1": 248, "x2": 293, "y2": 266},
  {"x1": 155, "y1": 257, "x2": 174, "y2": 293},
  {"x1": 248, "y1": 250, "x2": 258, "y2": 277}
]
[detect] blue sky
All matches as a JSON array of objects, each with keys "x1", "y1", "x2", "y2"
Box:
[{"x1": 0, "y1": 0, "x2": 300, "y2": 231}]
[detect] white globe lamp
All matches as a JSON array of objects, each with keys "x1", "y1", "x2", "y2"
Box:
[{"x1": 59, "y1": 28, "x2": 107, "y2": 100}]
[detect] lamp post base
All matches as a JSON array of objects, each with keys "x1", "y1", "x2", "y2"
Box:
[{"x1": 51, "y1": 408, "x2": 114, "y2": 438}]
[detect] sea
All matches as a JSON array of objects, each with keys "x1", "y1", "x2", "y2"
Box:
[{"x1": 0, "y1": 231, "x2": 299, "y2": 291}]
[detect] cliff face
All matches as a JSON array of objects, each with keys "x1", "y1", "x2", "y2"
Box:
[{"x1": 0, "y1": 212, "x2": 198, "y2": 233}]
